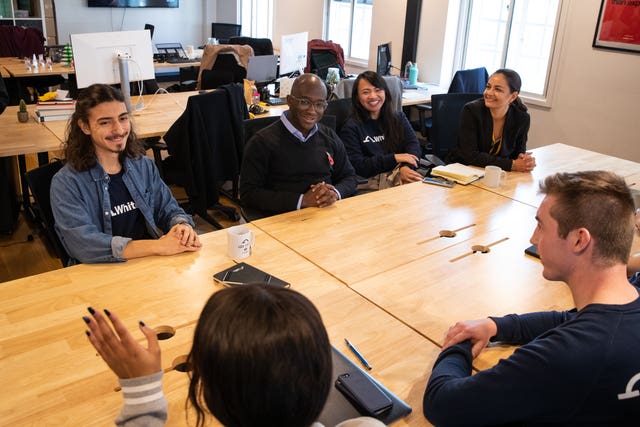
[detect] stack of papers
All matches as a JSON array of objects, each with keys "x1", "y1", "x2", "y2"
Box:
[
  {"x1": 34, "y1": 100, "x2": 76, "y2": 122},
  {"x1": 431, "y1": 163, "x2": 484, "y2": 185}
]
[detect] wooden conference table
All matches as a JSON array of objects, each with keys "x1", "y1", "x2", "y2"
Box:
[{"x1": 0, "y1": 225, "x2": 440, "y2": 426}]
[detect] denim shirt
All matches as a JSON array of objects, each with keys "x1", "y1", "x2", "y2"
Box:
[{"x1": 50, "y1": 156, "x2": 194, "y2": 264}]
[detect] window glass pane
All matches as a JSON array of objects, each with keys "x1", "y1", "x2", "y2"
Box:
[
  {"x1": 505, "y1": 0, "x2": 559, "y2": 95},
  {"x1": 351, "y1": 0, "x2": 373, "y2": 59},
  {"x1": 327, "y1": 0, "x2": 352, "y2": 54},
  {"x1": 463, "y1": 0, "x2": 510, "y2": 74}
]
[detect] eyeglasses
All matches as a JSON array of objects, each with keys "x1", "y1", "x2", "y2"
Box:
[{"x1": 290, "y1": 95, "x2": 328, "y2": 112}]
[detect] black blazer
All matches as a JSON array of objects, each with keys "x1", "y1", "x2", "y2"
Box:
[{"x1": 447, "y1": 98, "x2": 530, "y2": 171}]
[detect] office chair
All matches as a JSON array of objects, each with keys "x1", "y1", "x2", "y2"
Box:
[
  {"x1": 334, "y1": 76, "x2": 403, "y2": 113},
  {"x1": 25, "y1": 160, "x2": 71, "y2": 267},
  {"x1": 197, "y1": 44, "x2": 252, "y2": 90},
  {"x1": 163, "y1": 84, "x2": 248, "y2": 228},
  {"x1": 324, "y1": 98, "x2": 352, "y2": 134},
  {"x1": 413, "y1": 67, "x2": 489, "y2": 140},
  {"x1": 228, "y1": 36, "x2": 274, "y2": 56},
  {"x1": 211, "y1": 23, "x2": 242, "y2": 44},
  {"x1": 305, "y1": 39, "x2": 347, "y2": 80},
  {"x1": 429, "y1": 93, "x2": 483, "y2": 161}
]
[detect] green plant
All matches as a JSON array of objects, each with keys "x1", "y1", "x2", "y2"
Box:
[{"x1": 19, "y1": 99, "x2": 27, "y2": 113}]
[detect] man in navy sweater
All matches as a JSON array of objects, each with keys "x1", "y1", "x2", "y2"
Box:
[
  {"x1": 424, "y1": 171, "x2": 640, "y2": 426},
  {"x1": 240, "y1": 73, "x2": 356, "y2": 217}
]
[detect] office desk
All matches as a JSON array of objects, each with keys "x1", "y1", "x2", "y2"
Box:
[
  {"x1": 0, "y1": 225, "x2": 440, "y2": 426},
  {"x1": 472, "y1": 143, "x2": 640, "y2": 208},
  {"x1": 0, "y1": 104, "x2": 63, "y2": 157},
  {"x1": 2, "y1": 60, "x2": 74, "y2": 78},
  {"x1": 253, "y1": 180, "x2": 536, "y2": 285},
  {"x1": 401, "y1": 84, "x2": 447, "y2": 106}
]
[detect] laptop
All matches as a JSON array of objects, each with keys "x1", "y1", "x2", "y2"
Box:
[{"x1": 246, "y1": 55, "x2": 278, "y2": 84}]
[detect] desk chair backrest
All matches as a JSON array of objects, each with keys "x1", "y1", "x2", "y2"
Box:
[
  {"x1": 211, "y1": 23, "x2": 242, "y2": 44},
  {"x1": 430, "y1": 93, "x2": 483, "y2": 161},
  {"x1": 228, "y1": 37, "x2": 274, "y2": 56},
  {"x1": 25, "y1": 160, "x2": 71, "y2": 267},
  {"x1": 448, "y1": 67, "x2": 489, "y2": 94},
  {"x1": 334, "y1": 75, "x2": 403, "y2": 112},
  {"x1": 197, "y1": 44, "x2": 253, "y2": 90},
  {"x1": 305, "y1": 39, "x2": 346, "y2": 80},
  {"x1": 324, "y1": 97, "x2": 352, "y2": 134}
]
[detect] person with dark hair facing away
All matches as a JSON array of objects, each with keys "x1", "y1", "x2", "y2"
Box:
[
  {"x1": 424, "y1": 171, "x2": 640, "y2": 426},
  {"x1": 240, "y1": 73, "x2": 357, "y2": 217},
  {"x1": 448, "y1": 68, "x2": 536, "y2": 172},
  {"x1": 51, "y1": 84, "x2": 201, "y2": 264},
  {"x1": 82, "y1": 285, "x2": 384, "y2": 427},
  {"x1": 340, "y1": 71, "x2": 422, "y2": 190}
]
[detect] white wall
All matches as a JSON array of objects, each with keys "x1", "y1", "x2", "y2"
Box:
[
  {"x1": 367, "y1": 0, "x2": 407, "y2": 73},
  {"x1": 55, "y1": 0, "x2": 207, "y2": 48},
  {"x1": 526, "y1": 0, "x2": 640, "y2": 162},
  {"x1": 271, "y1": 0, "x2": 324, "y2": 52}
]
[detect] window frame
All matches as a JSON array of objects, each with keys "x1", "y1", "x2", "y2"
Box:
[
  {"x1": 453, "y1": 0, "x2": 567, "y2": 108},
  {"x1": 241, "y1": 0, "x2": 273, "y2": 39},
  {"x1": 324, "y1": 0, "x2": 373, "y2": 64}
]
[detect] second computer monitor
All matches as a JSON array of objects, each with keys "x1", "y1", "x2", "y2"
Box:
[
  {"x1": 377, "y1": 42, "x2": 392, "y2": 76},
  {"x1": 246, "y1": 55, "x2": 278, "y2": 84}
]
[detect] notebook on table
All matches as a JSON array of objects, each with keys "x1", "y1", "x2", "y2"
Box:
[
  {"x1": 431, "y1": 163, "x2": 484, "y2": 185},
  {"x1": 317, "y1": 346, "x2": 412, "y2": 426}
]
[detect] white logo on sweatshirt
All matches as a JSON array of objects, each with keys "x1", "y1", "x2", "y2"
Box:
[
  {"x1": 618, "y1": 372, "x2": 640, "y2": 400},
  {"x1": 110, "y1": 201, "x2": 137, "y2": 217}
]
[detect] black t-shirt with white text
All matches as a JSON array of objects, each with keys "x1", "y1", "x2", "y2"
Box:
[{"x1": 108, "y1": 171, "x2": 150, "y2": 240}]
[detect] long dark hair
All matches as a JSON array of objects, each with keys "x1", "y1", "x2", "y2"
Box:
[
  {"x1": 492, "y1": 68, "x2": 528, "y2": 112},
  {"x1": 351, "y1": 71, "x2": 404, "y2": 153},
  {"x1": 187, "y1": 285, "x2": 333, "y2": 427},
  {"x1": 63, "y1": 84, "x2": 144, "y2": 171}
]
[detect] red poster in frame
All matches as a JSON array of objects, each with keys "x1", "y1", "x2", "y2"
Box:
[{"x1": 593, "y1": 0, "x2": 640, "y2": 53}]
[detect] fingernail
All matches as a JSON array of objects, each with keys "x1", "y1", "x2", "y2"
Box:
[
  {"x1": 82, "y1": 316, "x2": 90, "y2": 324},
  {"x1": 104, "y1": 309, "x2": 111, "y2": 316},
  {"x1": 87, "y1": 307, "x2": 95, "y2": 315},
  {"x1": 85, "y1": 330, "x2": 91, "y2": 337},
  {"x1": 139, "y1": 320, "x2": 146, "y2": 327}
]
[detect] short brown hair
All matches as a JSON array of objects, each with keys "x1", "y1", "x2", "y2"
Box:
[
  {"x1": 63, "y1": 84, "x2": 145, "y2": 172},
  {"x1": 539, "y1": 171, "x2": 635, "y2": 266}
]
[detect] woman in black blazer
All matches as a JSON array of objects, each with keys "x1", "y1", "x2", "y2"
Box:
[{"x1": 448, "y1": 69, "x2": 536, "y2": 172}]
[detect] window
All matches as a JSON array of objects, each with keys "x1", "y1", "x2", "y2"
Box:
[
  {"x1": 457, "y1": 0, "x2": 561, "y2": 98},
  {"x1": 325, "y1": 0, "x2": 373, "y2": 61},
  {"x1": 241, "y1": 0, "x2": 273, "y2": 39}
]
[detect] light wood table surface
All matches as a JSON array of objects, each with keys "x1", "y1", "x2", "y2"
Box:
[
  {"x1": 253, "y1": 180, "x2": 537, "y2": 285},
  {"x1": 2, "y1": 59, "x2": 75, "y2": 78},
  {"x1": 0, "y1": 225, "x2": 440, "y2": 426},
  {"x1": 400, "y1": 84, "x2": 447, "y2": 106},
  {"x1": 0, "y1": 104, "x2": 63, "y2": 157},
  {"x1": 471, "y1": 143, "x2": 640, "y2": 208}
]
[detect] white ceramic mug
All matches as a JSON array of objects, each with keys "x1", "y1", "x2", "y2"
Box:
[
  {"x1": 227, "y1": 225, "x2": 255, "y2": 259},
  {"x1": 484, "y1": 165, "x2": 506, "y2": 188}
]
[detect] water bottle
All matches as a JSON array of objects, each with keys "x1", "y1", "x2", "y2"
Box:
[
  {"x1": 409, "y1": 63, "x2": 419, "y2": 86},
  {"x1": 404, "y1": 61, "x2": 412, "y2": 79},
  {"x1": 251, "y1": 84, "x2": 260, "y2": 105}
]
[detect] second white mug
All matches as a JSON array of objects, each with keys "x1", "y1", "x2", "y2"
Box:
[
  {"x1": 484, "y1": 165, "x2": 506, "y2": 188},
  {"x1": 227, "y1": 225, "x2": 255, "y2": 259}
]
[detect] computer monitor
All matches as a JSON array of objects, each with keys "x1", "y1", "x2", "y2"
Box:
[
  {"x1": 376, "y1": 42, "x2": 392, "y2": 76},
  {"x1": 70, "y1": 30, "x2": 155, "y2": 112},
  {"x1": 279, "y1": 32, "x2": 308, "y2": 76},
  {"x1": 247, "y1": 55, "x2": 278, "y2": 84}
]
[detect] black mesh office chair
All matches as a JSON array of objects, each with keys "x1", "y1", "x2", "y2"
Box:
[
  {"x1": 25, "y1": 160, "x2": 71, "y2": 267},
  {"x1": 324, "y1": 97, "x2": 352, "y2": 134},
  {"x1": 211, "y1": 23, "x2": 241, "y2": 44},
  {"x1": 413, "y1": 67, "x2": 489, "y2": 141},
  {"x1": 228, "y1": 36, "x2": 273, "y2": 56},
  {"x1": 429, "y1": 93, "x2": 483, "y2": 161},
  {"x1": 201, "y1": 54, "x2": 247, "y2": 89}
]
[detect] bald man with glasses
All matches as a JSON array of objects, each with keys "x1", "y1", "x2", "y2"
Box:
[{"x1": 240, "y1": 73, "x2": 357, "y2": 217}]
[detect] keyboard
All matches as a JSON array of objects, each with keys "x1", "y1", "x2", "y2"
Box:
[
  {"x1": 166, "y1": 57, "x2": 194, "y2": 64},
  {"x1": 267, "y1": 97, "x2": 287, "y2": 106}
]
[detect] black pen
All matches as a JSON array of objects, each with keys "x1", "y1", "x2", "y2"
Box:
[{"x1": 345, "y1": 338, "x2": 372, "y2": 370}]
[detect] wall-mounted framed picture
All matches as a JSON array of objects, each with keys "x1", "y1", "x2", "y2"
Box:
[{"x1": 592, "y1": 0, "x2": 640, "y2": 53}]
